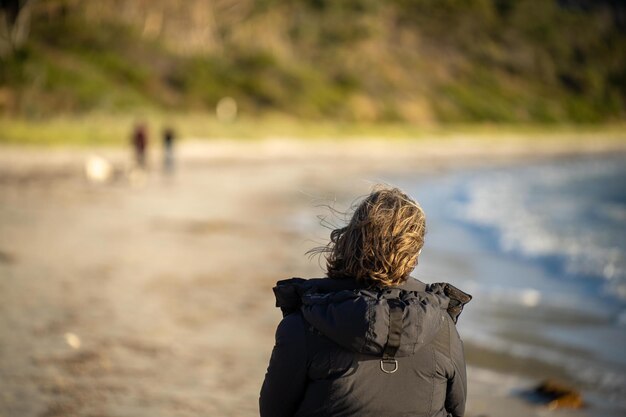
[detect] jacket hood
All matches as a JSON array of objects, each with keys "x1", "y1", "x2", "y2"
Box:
[{"x1": 273, "y1": 277, "x2": 471, "y2": 358}]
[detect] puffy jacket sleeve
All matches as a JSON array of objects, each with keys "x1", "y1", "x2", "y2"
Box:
[
  {"x1": 259, "y1": 313, "x2": 308, "y2": 417},
  {"x1": 445, "y1": 316, "x2": 467, "y2": 417}
]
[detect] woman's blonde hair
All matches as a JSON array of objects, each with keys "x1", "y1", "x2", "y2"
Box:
[{"x1": 310, "y1": 186, "x2": 426, "y2": 287}]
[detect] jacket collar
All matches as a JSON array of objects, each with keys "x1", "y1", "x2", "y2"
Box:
[{"x1": 273, "y1": 276, "x2": 471, "y2": 322}]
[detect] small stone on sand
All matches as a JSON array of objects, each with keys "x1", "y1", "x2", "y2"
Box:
[
  {"x1": 64, "y1": 332, "x2": 81, "y2": 349},
  {"x1": 534, "y1": 379, "x2": 584, "y2": 409}
]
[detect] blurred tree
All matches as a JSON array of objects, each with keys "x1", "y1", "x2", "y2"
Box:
[
  {"x1": 0, "y1": 0, "x2": 624, "y2": 121},
  {"x1": 0, "y1": 0, "x2": 32, "y2": 56}
]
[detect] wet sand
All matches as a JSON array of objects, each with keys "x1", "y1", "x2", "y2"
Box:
[{"x1": 1, "y1": 137, "x2": 624, "y2": 417}]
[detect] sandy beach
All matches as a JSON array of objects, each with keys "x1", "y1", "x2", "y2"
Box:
[{"x1": 1, "y1": 137, "x2": 625, "y2": 417}]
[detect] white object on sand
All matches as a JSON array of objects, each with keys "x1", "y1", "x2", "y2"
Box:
[
  {"x1": 64, "y1": 332, "x2": 81, "y2": 349},
  {"x1": 85, "y1": 154, "x2": 113, "y2": 183}
]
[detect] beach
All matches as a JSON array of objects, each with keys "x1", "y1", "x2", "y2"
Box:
[{"x1": 1, "y1": 136, "x2": 625, "y2": 417}]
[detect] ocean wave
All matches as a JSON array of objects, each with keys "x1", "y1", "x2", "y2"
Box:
[{"x1": 453, "y1": 159, "x2": 626, "y2": 301}]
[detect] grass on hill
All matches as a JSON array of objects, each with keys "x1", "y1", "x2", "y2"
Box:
[
  {"x1": 1, "y1": 112, "x2": 625, "y2": 147},
  {"x1": 0, "y1": 0, "x2": 625, "y2": 126}
]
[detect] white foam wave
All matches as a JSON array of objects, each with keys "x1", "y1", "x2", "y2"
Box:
[{"x1": 454, "y1": 161, "x2": 626, "y2": 300}]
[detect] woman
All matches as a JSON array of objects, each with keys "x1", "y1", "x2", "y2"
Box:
[{"x1": 260, "y1": 187, "x2": 471, "y2": 417}]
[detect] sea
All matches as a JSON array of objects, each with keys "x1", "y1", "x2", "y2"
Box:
[{"x1": 390, "y1": 154, "x2": 626, "y2": 416}]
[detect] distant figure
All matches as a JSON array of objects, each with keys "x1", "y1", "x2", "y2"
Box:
[
  {"x1": 162, "y1": 127, "x2": 175, "y2": 172},
  {"x1": 132, "y1": 123, "x2": 148, "y2": 168}
]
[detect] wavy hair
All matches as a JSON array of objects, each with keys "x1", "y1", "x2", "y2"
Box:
[{"x1": 309, "y1": 186, "x2": 426, "y2": 287}]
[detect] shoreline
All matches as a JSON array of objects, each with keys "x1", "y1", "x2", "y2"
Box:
[
  {"x1": 463, "y1": 345, "x2": 621, "y2": 417},
  {"x1": 0, "y1": 138, "x2": 623, "y2": 417},
  {"x1": 1, "y1": 134, "x2": 626, "y2": 175}
]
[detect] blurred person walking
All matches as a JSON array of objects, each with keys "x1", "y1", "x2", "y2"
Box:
[
  {"x1": 260, "y1": 187, "x2": 472, "y2": 417},
  {"x1": 132, "y1": 122, "x2": 148, "y2": 169},
  {"x1": 162, "y1": 126, "x2": 175, "y2": 173}
]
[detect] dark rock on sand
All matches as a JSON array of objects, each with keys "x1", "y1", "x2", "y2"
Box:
[
  {"x1": 0, "y1": 249, "x2": 16, "y2": 264},
  {"x1": 528, "y1": 379, "x2": 585, "y2": 410}
]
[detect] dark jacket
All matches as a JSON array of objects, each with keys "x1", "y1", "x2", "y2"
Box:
[{"x1": 260, "y1": 277, "x2": 472, "y2": 417}]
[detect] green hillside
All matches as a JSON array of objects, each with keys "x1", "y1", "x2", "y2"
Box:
[{"x1": 1, "y1": 0, "x2": 625, "y2": 123}]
